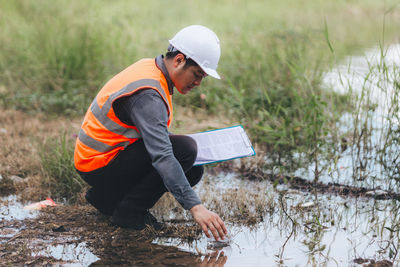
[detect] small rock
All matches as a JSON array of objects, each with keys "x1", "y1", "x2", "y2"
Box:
[
  {"x1": 0, "y1": 128, "x2": 7, "y2": 134},
  {"x1": 9, "y1": 175, "x2": 24, "y2": 184},
  {"x1": 299, "y1": 201, "x2": 315, "y2": 209}
]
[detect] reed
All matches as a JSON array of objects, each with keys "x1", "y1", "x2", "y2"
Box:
[
  {"x1": 1, "y1": 0, "x2": 398, "y2": 189},
  {"x1": 39, "y1": 133, "x2": 86, "y2": 204}
]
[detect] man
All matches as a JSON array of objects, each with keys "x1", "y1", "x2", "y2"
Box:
[{"x1": 74, "y1": 25, "x2": 227, "y2": 241}]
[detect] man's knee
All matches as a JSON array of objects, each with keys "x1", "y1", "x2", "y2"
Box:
[
  {"x1": 170, "y1": 135, "x2": 198, "y2": 168},
  {"x1": 187, "y1": 165, "x2": 204, "y2": 187},
  {"x1": 180, "y1": 135, "x2": 198, "y2": 157}
]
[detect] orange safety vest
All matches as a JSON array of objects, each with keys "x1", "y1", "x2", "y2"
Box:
[{"x1": 74, "y1": 58, "x2": 173, "y2": 172}]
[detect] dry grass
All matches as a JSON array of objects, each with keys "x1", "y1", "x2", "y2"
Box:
[
  {"x1": 170, "y1": 105, "x2": 232, "y2": 135},
  {"x1": 0, "y1": 109, "x2": 81, "y2": 176},
  {"x1": 0, "y1": 106, "x2": 276, "y2": 228},
  {"x1": 151, "y1": 170, "x2": 274, "y2": 227},
  {"x1": 0, "y1": 108, "x2": 81, "y2": 202},
  {"x1": 0, "y1": 109, "x2": 43, "y2": 177},
  {"x1": 0, "y1": 106, "x2": 243, "y2": 205}
]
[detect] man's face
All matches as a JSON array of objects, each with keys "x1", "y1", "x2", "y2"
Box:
[{"x1": 171, "y1": 55, "x2": 207, "y2": 95}]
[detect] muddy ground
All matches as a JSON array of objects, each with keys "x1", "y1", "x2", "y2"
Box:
[
  {"x1": 1, "y1": 108, "x2": 399, "y2": 266},
  {"x1": 1, "y1": 205, "x2": 209, "y2": 266},
  {"x1": 1, "y1": 176, "x2": 398, "y2": 266},
  {"x1": 0, "y1": 107, "x2": 230, "y2": 266}
]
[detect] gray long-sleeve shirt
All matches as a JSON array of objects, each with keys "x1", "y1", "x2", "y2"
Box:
[{"x1": 113, "y1": 56, "x2": 201, "y2": 210}]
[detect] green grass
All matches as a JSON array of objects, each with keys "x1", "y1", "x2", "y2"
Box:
[
  {"x1": 39, "y1": 133, "x2": 86, "y2": 204},
  {"x1": 0, "y1": 0, "x2": 397, "y2": 115},
  {"x1": 1, "y1": 0, "x2": 399, "y2": 181}
]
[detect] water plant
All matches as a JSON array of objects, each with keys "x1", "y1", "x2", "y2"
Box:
[{"x1": 333, "y1": 44, "x2": 400, "y2": 187}]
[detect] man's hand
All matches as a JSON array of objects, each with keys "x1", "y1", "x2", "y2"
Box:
[{"x1": 190, "y1": 204, "x2": 228, "y2": 241}]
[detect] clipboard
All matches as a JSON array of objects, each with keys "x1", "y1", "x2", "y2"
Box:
[{"x1": 187, "y1": 125, "x2": 256, "y2": 166}]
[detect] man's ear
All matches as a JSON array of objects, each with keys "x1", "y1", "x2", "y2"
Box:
[{"x1": 173, "y1": 53, "x2": 186, "y2": 68}]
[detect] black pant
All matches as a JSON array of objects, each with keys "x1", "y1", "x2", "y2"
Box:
[{"x1": 78, "y1": 135, "x2": 203, "y2": 214}]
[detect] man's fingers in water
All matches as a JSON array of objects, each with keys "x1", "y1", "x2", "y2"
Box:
[
  {"x1": 218, "y1": 253, "x2": 228, "y2": 265},
  {"x1": 216, "y1": 251, "x2": 226, "y2": 264},
  {"x1": 208, "y1": 223, "x2": 220, "y2": 241},
  {"x1": 213, "y1": 220, "x2": 225, "y2": 239},
  {"x1": 201, "y1": 223, "x2": 211, "y2": 238},
  {"x1": 217, "y1": 217, "x2": 228, "y2": 234}
]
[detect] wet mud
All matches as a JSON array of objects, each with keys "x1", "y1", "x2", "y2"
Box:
[
  {"x1": 1, "y1": 161, "x2": 400, "y2": 266},
  {"x1": 353, "y1": 258, "x2": 393, "y2": 267},
  {"x1": 283, "y1": 175, "x2": 400, "y2": 200},
  {"x1": 237, "y1": 163, "x2": 400, "y2": 200},
  {"x1": 2, "y1": 162, "x2": 400, "y2": 266},
  {"x1": 0, "y1": 205, "x2": 206, "y2": 266},
  {"x1": 0, "y1": 177, "x2": 17, "y2": 196}
]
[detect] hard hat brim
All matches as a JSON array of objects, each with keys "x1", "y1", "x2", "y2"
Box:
[{"x1": 201, "y1": 66, "x2": 221, "y2": 80}]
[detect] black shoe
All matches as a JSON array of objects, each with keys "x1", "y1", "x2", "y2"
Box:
[
  {"x1": 144, "y1": 210, "x2": 164, "y2": 231},
  {"x1": 112, "y1": 209, "x2": 164, "y2": 231},
  {"x1": 85, "y1": 189, "x2": 114, "y2": 216}
]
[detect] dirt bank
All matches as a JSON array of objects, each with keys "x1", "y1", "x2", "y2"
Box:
[{"x1": 235, "y1": 159, "x2": 400, "y2": 200}]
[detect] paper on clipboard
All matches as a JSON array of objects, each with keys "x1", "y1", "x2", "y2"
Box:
[{"x1": 187, "y1": 125, "x2": 255, "y2": 166}]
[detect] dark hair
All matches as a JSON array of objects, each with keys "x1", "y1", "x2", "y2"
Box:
[{"x1": 165, "y1": 50, "x2": 199, "y2": 69}]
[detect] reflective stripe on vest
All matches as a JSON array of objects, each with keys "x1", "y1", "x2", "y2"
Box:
[
  {"x1": 78, "y1": 128, "x2": 131, "y2": 153},
  {"x1": 78, "y1": 79, "x2": 170, "y2": 153},
  {"x1": 74, "y1": 58, "x2": 173, "y2": 172}
]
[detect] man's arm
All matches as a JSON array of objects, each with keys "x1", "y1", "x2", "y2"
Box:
[
  {"x1": 125, "y1": 90, "x2": 200, "y2": 209},
  {"x1": 119, "y1": 90, "x2": 227, "y2": 240}
]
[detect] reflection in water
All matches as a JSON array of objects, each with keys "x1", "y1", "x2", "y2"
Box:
[
  {"x1": 155, "y1": 187, "x2": 400, "y2": 266},
  {"x1": 296, "y1": 44, "x2": 400, "y2": 189},
  {"x1": 197, "y1": 249, "x2": 228, "y2": 267},
  {"x1": 32, "y1": 242, "x2": 99, "y2": 266},
  {"x1": 0, "y1": 195, "x2": 38, "y2": 221}
]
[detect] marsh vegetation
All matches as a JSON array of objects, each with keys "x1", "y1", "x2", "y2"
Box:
[{"x1": 0, "y1": 0, "x2": 399, "y2": 266}]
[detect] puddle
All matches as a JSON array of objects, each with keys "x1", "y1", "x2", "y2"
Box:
[
  {"x1": 0, "y1": 195, "x2": 39, "y2": 221},
  {"x1": 31, "y1": 242, "x2": 99, "y2": 266},
  {"x1": 2, "y1": 171, "x2": 398, "y2": 266},
  {"x1": 155, "y1": 192, "x2": 400, "y2": 266},
  {"x1": 295, "y1": 44, "x2": 400, "y2": 190},
  {"x1": 324, "y1": 43, "x2": 400, "y2": 121},
  {"x1": 151, "y1": 171, "x2": 400, "y2": 265}
]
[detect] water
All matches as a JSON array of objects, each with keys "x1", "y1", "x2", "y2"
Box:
[
  {"x1": 31, "y1": 242, "x2": 99, "y2": 267},
  {"x1": 155, "y1": 191, "x2": 400, "y2": 266},
  {"x1": 0, "y1": 196, "x2": 100, "y2": 266},
  {"x1": 324, "y1": 44, "x2": 399, "y2": 120},
  {"x1": 295, "y1": 44, "x2": 400, "y2": 190},
  {"x1": 4, "y1": 175, "x2": 398, "y2": 266},
  {"x1": 3, "y1": 45, "x2": 399, "y2": 266},
  {"x1": 153, "y1": 172, "x2": 400, "y2": 266},
  {"x1": 0, "y1": 195, "x2": 38, "y2": 221}
]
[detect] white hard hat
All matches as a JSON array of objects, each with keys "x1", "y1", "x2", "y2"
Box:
[{"x1": 169, "y1": 25, "x2": 221, "y2": 79}]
